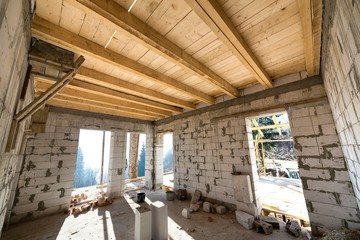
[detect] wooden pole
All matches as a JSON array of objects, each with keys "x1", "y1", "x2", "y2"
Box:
[{"x1": 100, "y1": 131, "x2": 106, "y2": 186}]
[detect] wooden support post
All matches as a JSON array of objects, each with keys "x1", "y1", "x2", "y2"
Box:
[{"x1": 14, "y1": 55, "x2": 85, "y2": 123}]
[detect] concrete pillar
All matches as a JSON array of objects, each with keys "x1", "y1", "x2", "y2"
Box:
[
  {"x1": 145, "y1": 133, "x2": 154, "y2": 189},
  {"x1": 135, "y1": 206, "x2": 152, "y2": 240},
  {"x1": 107, "y1": 129, "x2": 126, "y2": 198},
  {"x1": 151, "y1": 201, "x2": 168, "y2": 240}
]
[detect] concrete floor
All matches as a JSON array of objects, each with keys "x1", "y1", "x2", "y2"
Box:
[{"x1": 2, "y1": 189, "x2": 308, "y2": 240}]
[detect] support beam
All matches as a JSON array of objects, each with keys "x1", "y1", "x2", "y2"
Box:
[
  {"x1": 32, "y1": 16, "x2": 215, "y2": 104},
  {"x1": 76, "y1": 67, "x2": 195, "y2": 110},
  {"x1": 67, "y1": 0, "x2": 240, "y2": 98},
  {"x1": 185, "y1": 0, "x2": 273, "y2": 88},
  {"x1": 297, "y1": 0, "x2": 319, "y2": 77},
  {"x1": 14, "y1": 56, "x2": 85, "y2": 122},
  {"x1": 35, "y1": 91, "x2": 167, "y2": 119},
  {"x1": 34, "y1": 78, "x2": 179, "y2": 115},
  {"x1": 47, "y1": 98, "x2": 158, "y2": 121}
]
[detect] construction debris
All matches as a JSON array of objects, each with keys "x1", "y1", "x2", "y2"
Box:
[
  {"x1": 236, "y1": 210, "x2": 254, "y2": 230},
  {"x1": 286, "y1": 219, "x2": 301, "y2": 237},
  {"x1": 215, "y1": 205, "x2": 226, "y2": 214},
  {"x1": 189, "y1": 203, "x2": 200, "y2": 212},
  {"x1": 182, "y1": 208, "x2": 191, "y2": 219},
  {"x1": 203, "y1": 202, "x2": 212, "y2": 213},
  {"x1": 254, "y1": 220, "x2": 273, "y2": 235},
  {"x1": 69, "y1": 191, "x2": 112, "y2": 215},
  {"x1": 190, "y1": 189, "x2": 201, "y2": 204},
  {"x1": 260, "y1": 216, "x2": 279, "y2": 229}
]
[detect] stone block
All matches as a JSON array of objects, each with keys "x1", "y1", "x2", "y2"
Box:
[
  {"x1": 182, "y1": 208, "x2": 190, "y2": 219},
  {"x1": 189, "y1": 204, "x2": 200, "y2": 212},
  {"x1": 235, "y1": 210, "x2": 254, "y2": 230},
  {"x1": 233, "y1": 175, "x2": 253, "y2": 203},
  {"x1": 215, "y1": 205, "x2": 226, "y2": 214},
  {"x1": 203, "y1": 201, "x2": 212, "y2": 213}
]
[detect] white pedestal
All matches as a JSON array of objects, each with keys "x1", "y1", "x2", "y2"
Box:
[
  {"x1": 150, "y1": 201, "x2": 168, "y2": 240},
  {"x1": 135, "y1": 206, "x2": 152, "y2": 240}
]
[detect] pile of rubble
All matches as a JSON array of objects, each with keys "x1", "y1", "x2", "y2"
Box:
[{"x1": 69, "y1": 191, "x2": 113, "y2": 215}]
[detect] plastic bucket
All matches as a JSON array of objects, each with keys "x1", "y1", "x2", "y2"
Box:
[
  {"x1": 166, "y1": 191, "x2": 175, "y2": 201},
  {"x1": 137, "y1": 192, "x2": 146, "y2": 203}
]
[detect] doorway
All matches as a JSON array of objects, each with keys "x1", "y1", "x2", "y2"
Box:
[{"x1": 247, "y1": 112, "x2": 310, "y2": 225}]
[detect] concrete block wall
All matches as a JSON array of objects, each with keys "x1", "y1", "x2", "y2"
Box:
[
  {"x1": 155, "y1": 77, "x2": 359, "y2": 231},
  {"x1": 322, "y1": 0, "x2": 360, "y2": 220},
  {"x1": 107, "y1": 130, "x2": 127, "y2": 199},
  {"x1": 288, "y1": 102, "x2": 360, "y2": 233},
  {"x1": 10, "y1": 110, "x2": 153, "y2": 224},
  {"x1": 0, "y1": 0, "x2": 33, "y2": 234}
]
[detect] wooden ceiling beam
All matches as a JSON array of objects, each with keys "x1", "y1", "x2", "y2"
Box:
[
  {"x1": 297, "y1": 0, "x2": 321, "y2": 76},
  {"x1": 35, "y1": 90, "x2": 164, "y2": 119},
  {"x1": 66, "y1": 0, "x2": 240, "y2": 98},
  {"x1": 46, "y1": 97, "x2": 158, "y2": 121},
  {"x1": 76, "y1": 67, "x2": 195, "y2": 110},
  {"x1": 32, "y1": 16, "x2": 215, "y2": 105},
  {"x1": 34, "y1": 77, "x2": 180, "y2": 114},
  {"x1": 185, "y1": 0, "x2": 273, "y2": 88}
]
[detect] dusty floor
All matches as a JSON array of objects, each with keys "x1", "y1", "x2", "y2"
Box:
[{"x1": 2, "y1": 189, "x2": 309, "y2": 240}]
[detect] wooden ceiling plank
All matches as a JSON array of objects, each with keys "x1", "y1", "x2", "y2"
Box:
[
  {"x1": 35, "y1": 90, "x2": 165, "y2": 119},
  {"x1": 66, "y1": 0, "x2": 240, "y2": 98},
  {"x1": 185, "y1": 0, "x2": 273, "y2": 88},
  {"x1": 32, "y1": 16, "x2": 215, "y2": 104},
  {"x1": 34, "y1": 77, "x2": 181, "y2": 114},
  {"x1": 297, "y1": 0, "x2": 315, "y2": 77},
  {"x1": 76, "y1": 67, "x2": 195, "y2": 110}
]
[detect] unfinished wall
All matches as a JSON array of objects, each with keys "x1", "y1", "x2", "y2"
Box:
[
  {"x1": 155, "y1": 76, "x2": 360, "y2": 231},
  {"x1": 322, "y1": 0, "x2": 360, "y2": 220},
  {"x1": 10, "y1": 109, "x2": 153, "y2": 223},
  {"x1": 0, "y1": 0, "x2": 33, "y2": 233}
]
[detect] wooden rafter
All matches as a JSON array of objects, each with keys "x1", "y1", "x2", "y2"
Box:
[
  {"x1": 32, "y1": 16, "x2": 215, "y2": 105},
  {"x1": 76, "y1": 67, "x2": 195, "y2": 110},
  {"x1": 35, "y1": 90, "x2": 164, "y2": 119},
  {"x1": 297, "y1": 0, "x2": 321, "y2": 76},
  {"x1": 14, "y1": 56, "x2": 85, "y2": 122},
  {"x1": 47, "y1": 98, "x2": 158, "y2": 121},
  {"x1": 34, "y1": 77, "x2": 181, "y2": 114},
  {"x1": 66, "y1": 0, "x2": 240, "y2": 98},
  {"x1": 185, "y1": 0, "x2": 273, "y2": 88}
]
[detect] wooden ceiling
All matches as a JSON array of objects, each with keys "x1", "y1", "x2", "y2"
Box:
[{"x1": 31, "y1": 0, "x2": 322, "y2": 121}]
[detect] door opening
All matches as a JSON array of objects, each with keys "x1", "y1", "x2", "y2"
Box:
[{"x1": 247, "y1": 112, "x2": 310, "y2": 226}]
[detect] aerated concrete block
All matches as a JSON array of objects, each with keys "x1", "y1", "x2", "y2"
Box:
[
  {"x1": 150, "y1": 201, "x2": 168, "y2": 240},
  {"x1": 235, "y1": 210, "x2": 254, "y2": 230},
  {"x1": 135, "y1": 206, "x2": 151, "y2": 240}
]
